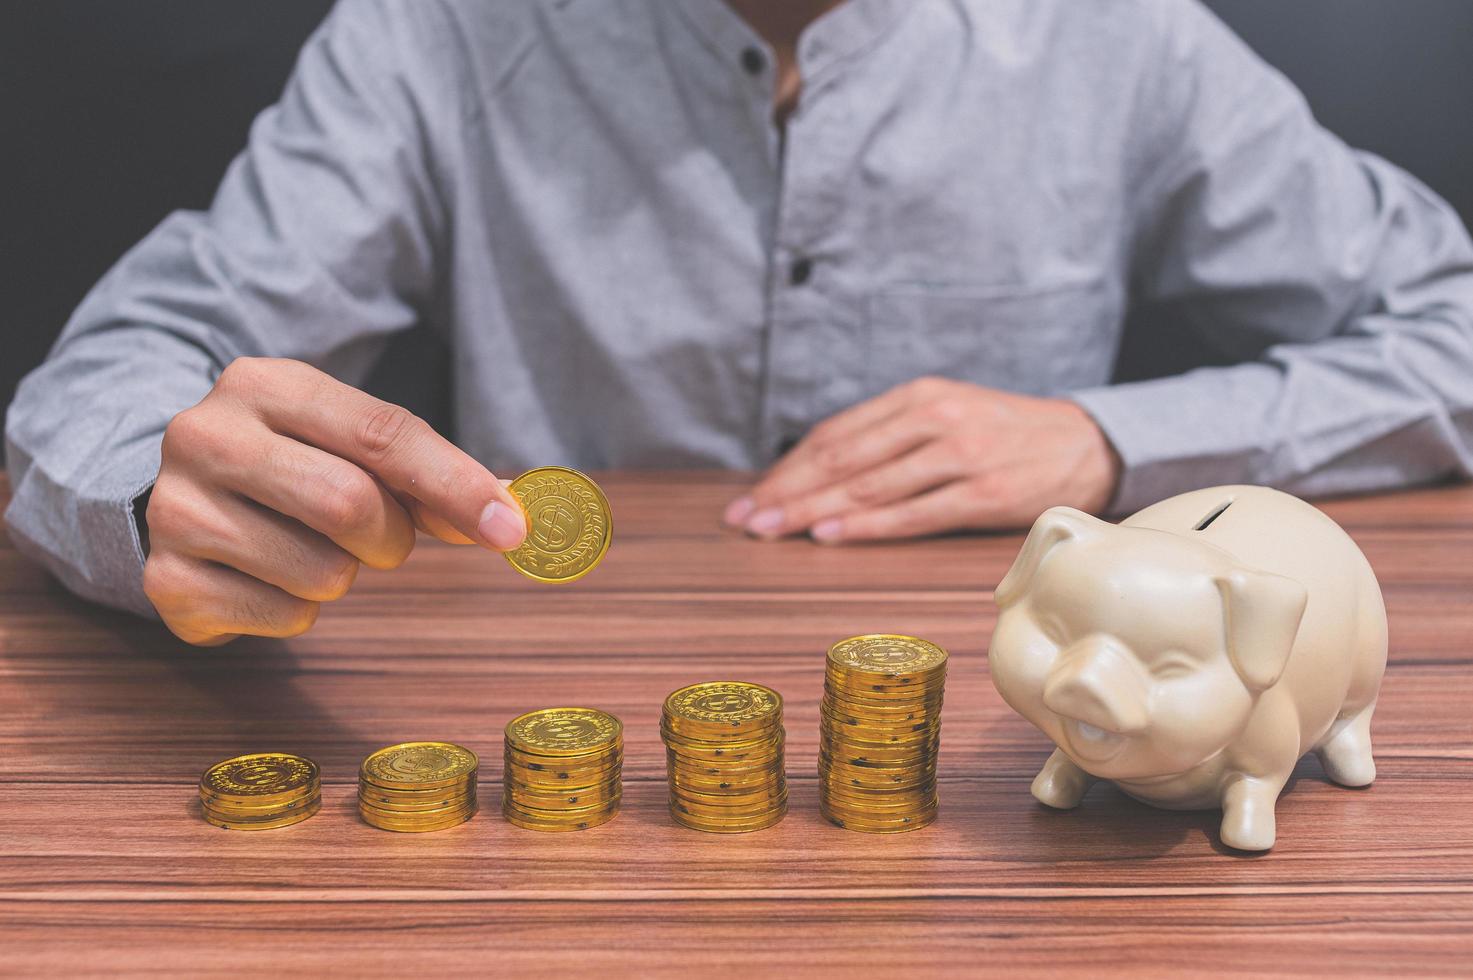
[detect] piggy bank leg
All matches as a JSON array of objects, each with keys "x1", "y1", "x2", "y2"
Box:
[
  {"x1": 1314, "y1": 701, "x2": 1377, "y2": 788},
  {"x1": 1031, "y1": 749, "x2": 1096, "y2": 809},
  {"x1": 1219, "y1": 774, "x2": 1286, "y2": 851}
]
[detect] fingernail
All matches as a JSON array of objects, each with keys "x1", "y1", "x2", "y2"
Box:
[
  {"x1": 746, "y1": 507, "x2": 784, "y2": 537},
  {"x1": 723, "y1": 496, "x2": 756, "y2": 526},
  {"x1": 478, "y1": 500, "x2": 526, "y2": 551},
  {"x1": 811, "y1": 518, "x2": 844, "y2": 543}
]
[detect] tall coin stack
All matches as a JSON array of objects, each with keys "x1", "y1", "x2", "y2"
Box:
[
  {"x1": 358, "y1": 741, "x2": 479, "y2": 833},
  {"x1": 199, "y1": 752, "x2": 321, "y2": 830},
  {"x1": 662, "y1": 681, "x2": 786, "y2": 833},
  {"x1": 502, "y1": 708, "x2": 623, "y2": 832},
  {"x1": 819, "y1": 634, "x2": 948, "y2": 833}
]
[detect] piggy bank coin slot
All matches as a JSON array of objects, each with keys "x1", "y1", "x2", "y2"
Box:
[{"x1": 1193, "y1": 499, "x2": 1234, "y2": 531}]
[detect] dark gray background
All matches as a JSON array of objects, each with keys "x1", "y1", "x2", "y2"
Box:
[{"x1": 3, "y1": 0, "x2": 1471, "y2": 453}]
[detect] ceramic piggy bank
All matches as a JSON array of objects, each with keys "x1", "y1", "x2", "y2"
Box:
[{"x1": 988, "y1": 485, "x2": 1386, "y2": 851}]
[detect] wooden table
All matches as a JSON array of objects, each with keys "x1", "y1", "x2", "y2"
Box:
[{"x1": 1, "y1": 472, "x2": 1470, "y2": 975}]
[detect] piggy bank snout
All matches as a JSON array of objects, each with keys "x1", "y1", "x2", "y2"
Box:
[{"x1": 1041, "y1": 639, "x2": 1150, "y2": 736}]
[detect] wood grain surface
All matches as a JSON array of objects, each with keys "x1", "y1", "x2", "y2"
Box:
[{"x1": 2, "y1": 472, "x2": 1471, "y2": 976}]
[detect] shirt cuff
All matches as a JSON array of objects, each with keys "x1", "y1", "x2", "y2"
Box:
[
  {"x1": 1068, "y1": 365, "x2": 1280, "y2": 516},
  {"x1": 3, "y1": 433, "x2": 161, "y2": 620}
]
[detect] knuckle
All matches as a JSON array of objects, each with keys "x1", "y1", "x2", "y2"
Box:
[
  {"x1": 279, "y1": 600, "x2": 321, "y2": 638},
  {"x1": 352, "y1": 402, "x2": 421, "y2": 462},
  {"x1": 142, "y1": 481, "x2": 199, "y2": 543},
  {"x1": 216, "y1": 356, "x2": 262, "y2": 393},
  {"x1": 141, "y1": 555, "x2": 180, "y2": 608},
  {"x1": 314, "y1": 473, "x2": 380, "y2": 537},
  {"x1": 161, "y1": 407, "x2": 211, "y2": 460},
  {"x1": 846, "y1": 473, "x2": 887, "y2": 506},
  {"x1": 310, "y1": 554, "x2": 360, "y2": 602},
  {"x1": 948, "y1": 431, "x2": 989, "y2": 461},
  {"x1": 890, "y1": 507, "x2": 924, "y2": 537},
  {"x1": 813, "y1": 442, "x2": 849, "y2": 476},
  {"x1": 925, "y1": 397, "x2": 967, "y2": 424}
]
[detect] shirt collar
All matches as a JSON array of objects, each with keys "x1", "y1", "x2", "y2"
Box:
[{"x1": 674, "y1": 0, "x2": 914, "y2": 84}]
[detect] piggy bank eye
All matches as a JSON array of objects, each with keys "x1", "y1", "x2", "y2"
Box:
[{"x1": 1151, "y1": 653, "x2": 1197, "y2": 680}]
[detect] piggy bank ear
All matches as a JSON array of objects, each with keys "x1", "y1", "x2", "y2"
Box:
[
  {"x1": 994, "y1": 507, "x2": 1103, "y2": 608},
  {"x1": 1214, "y1": 568, "x2": 1308, "y2": 691}
]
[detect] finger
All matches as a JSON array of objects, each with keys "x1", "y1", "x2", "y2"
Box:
[
  {"x1": 380, "y1": 485, "x2": 475, "y2": 545},
  {"x1": 750, "y1": 442, "x2": 965, "y2": 540},
  {"x1": 812, "y1": 479, "x2": 996, "y2": 544},
  {"x1": 146, "y1": 480, "x2": 361, "y2": 602},
  {"x1": 722, "y1": 385, "x2": 919, "y2": 526},
  {"x1": 407, "y1": 497, "x2": 477, "y2": 545},
  {"x1": 742, "y1": 409, "x2": 943, "y2": 536},
  {"x1": 804, "y1": 378, "x2": 926, "y2": 446},
  {"x1": 143, "y1": 553, "x2": 321, "y2": 645},
  {"x1": 207, "y1": 426, "x2": 417, "y2": 570},
  {"x1": 226, "y1": 359, "x2": 525, "y2": 551}
]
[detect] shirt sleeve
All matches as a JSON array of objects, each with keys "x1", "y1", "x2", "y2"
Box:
[
  {"x1": 1069, "y1": 0, "x2": 1473, "y2": 516},
  {"x1": 3, "y1": 0, "x2": 449, "y2": 616}
]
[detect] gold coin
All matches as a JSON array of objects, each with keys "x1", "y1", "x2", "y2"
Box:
[
  {"x1": 361, "y1": 810, "x2": 477, "y2": 834},
  {"x1": 670, "y1": 774, "x2": 786, "y2": 799},
  {"x1": 504, "y1": 769, "x2": 622, "y2": 795},
  {"x1": 502, "y1": 801, "x2": 619, "y2": 832},
  {"x1": 200, "y1": 752, "x2": 319, "y2": 804},
  {"x1": 670, "y1": 806, "x2": 785, "y2": 834},
  {"x1": 359, "y1": 810, "x2": 477, "y2": 830},
  {"x1": 503, "y1": 754, "x2": 622, "y2": 779},
  {"x1": 358, "y1": 792, "x2": 477, "y2": 814},
  {"x1": 827, "y1": 634, "x2": 949, "y2": 680},
  {"x1": 202, "y1": 797, "x2": 321, "y2": 831},
  {"x1": 358, "y1": 784, "x2": 474, "y2": 806},
  {"x1": 663, "y1": 681, "x2": 783, "y2": 735},
  {"x1": 666, "y1": 748, "x2": 784, "y2": 774},
  {"x1": 360, "y1": 741, "x2": 478, "y2": 791},
  {"x1": 824, "y1": 801, "x2": 936, "y2": 831},
  {"x1": 504, "y1": 783, "x2": 622, "y2": 810},
  {"x1": 821, "y1": 805, "x2": 937, "y2": 834},
  {"x1": 822, "y1": 688, "x2": 944, "y2": 713},
  {"x1": 821, "y1": 768, "x2": 937, "y2": 792},
  {"x1": 200, "y1": 790, "x2": 318, "y2": 813},
  {"x1": 672, "y1": 781, "x2": 788, "y2": 806},
  {"x1": 658, "y1": 736, "x2": 784, "y2": 765},
  {"x1": 505, "y1": 707, "x2": 622, "y2": 757},
  {"x1": 503, "y1": 466, "x2": 612, "y2": 583},
  {"x1": 360, "y1": 799, "x2": 477, "y2": 824},
  {"x1": 820, "y1": 784, "x2": 936, "y2": 809}
]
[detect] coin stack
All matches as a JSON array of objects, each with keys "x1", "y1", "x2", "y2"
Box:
[
  {"x1": 502, "y1": 707, "x2": 623, "y2": 832},
  {"x1": 819, "y1": 634, "x2": 948, "y2": 833},
  {"x1": 662, "y1": 681, "x2": 787, "y2": 833},
  {"x1": 358, "y1": 741, "x2": 479, "y2": 833},
  {"x1": 199, "y1": 752, "x2": 321, "y2": 831}
]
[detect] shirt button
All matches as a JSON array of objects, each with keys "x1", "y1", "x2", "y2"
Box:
[
  {"x1": 789, "y1": 257, "x2": 813, "y2": 286},
  {"x1": 741, "y1": 47, "x2": 765, "y2": 75}
]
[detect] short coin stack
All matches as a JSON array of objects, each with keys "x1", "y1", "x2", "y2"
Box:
[
  {"x1": 819, "y1": 634, "x2": 948, "y2": 833},
  {"x1": 199, "y1": 752, "x2": 321, "y2": 831},
  {"x1": 358, "y1": 741, "x2": 479, "y2": 833},
  {"x1": 502, "y1": 708, "x2": 623, "y2": 832},
  {"x1": 662, "y1": 681, "x2": 786, "y2": 833}
]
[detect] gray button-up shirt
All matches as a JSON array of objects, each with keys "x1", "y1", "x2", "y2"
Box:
[{"x1": 7, "y1": 0, "x2": 1473, "y2": 618}]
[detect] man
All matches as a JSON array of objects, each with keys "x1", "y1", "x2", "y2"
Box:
[{"x1": 6, "y1": 0, "x2": 1473, "y2": 645}]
